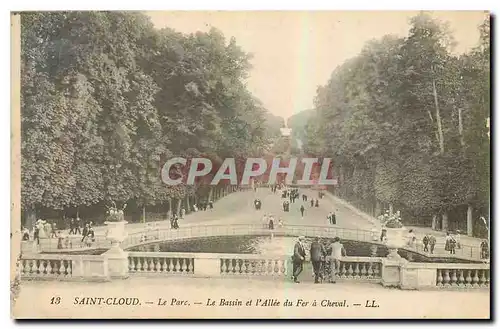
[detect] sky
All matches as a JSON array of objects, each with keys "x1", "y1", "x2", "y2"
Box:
[{"x1": 147, "y1": 11, "x2": 487, "y2": 120}]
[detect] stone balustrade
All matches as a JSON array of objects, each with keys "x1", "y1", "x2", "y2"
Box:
[
  {"x1": 336, "y1": 256, "x2": 383, "y2": 282},
  {"x1": 128, "y1": 252, "x2": 195, "y2": 276},
  {"x1": 19, "y1": 253, "x2": 109, "y2": 282},
  {"x1": 219, "y1": 255, "x2": 288, "y2": 277},
  {"x1": 122, "y1": 224, "x2": 483, "y2": 262},
  {"x1": 436, "y1": 268, "x2": 489, "y2": 288},
  {"x1": 18, "y1": 250, "x2": 489, "y2": 291},
  {"x1": 399, "y1": 262, "x2": 490, "y2": 290}
]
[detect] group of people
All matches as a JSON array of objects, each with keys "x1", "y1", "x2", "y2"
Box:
[
  {"x1": 22, "y1": 217, "x2": 96, "y2": 249},
  {"x1": 261, "y1": 214, "x2": 284, "y2": 230},
  {"x1": 282, "y1": 200, "x2": 290, "y2": 212},
  {"x1": 310, "y1": 199, "x2": 319, "y2": 208},
  {"x1": 421, "y1": 233, "x2": 437, "y2": 253},
  {"x1": 291, "y1": 236, "x2": 346, "y2": 284},
  {"x1": 170, "y1": 213, "x2": 180, "y2": 229},
  {"x1": 327, "y1": 211, "x2": 337, "y2": 225},
  {"x1": 270, "y1": 183, "x2": 284, "y2": 193},
  {"x1": 192, "y1": 201, "x2": 214, "y2": 212},
  {"x1": 22, "y1": 219, "x2": 57, "y2": 244}
]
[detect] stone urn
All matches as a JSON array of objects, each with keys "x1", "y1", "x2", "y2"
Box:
[
  {"x1": 384, "y1": 227, "x2": 406, "y2": 260},
  {"x1": 105, "y1": 220, "x2": 128, "y2": 252}
]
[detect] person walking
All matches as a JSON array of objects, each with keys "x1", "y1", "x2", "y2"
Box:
[
  {"x1": 310, "y1": 199, "x2": 314, "y2": 207},
  {"x1": 315, "y1": 199, "x2": 319, "y2": 207},
  {"x1": 331, "y1": 211, "x2": 337, "y2": 225},
  {"x1": 423, "y1": 234, "x2": 429, "y2": 252},
  {"x1": 69, "y1": 218, "x2": 75, "y2": 235},
  {"x1": 480, "y1": 240, "x2": 489, "y2": 259},
  {"x1": 81, "y1": 224, "x2": 89, "y2": 243},
  {"x1": 268, "y1": 216, "x2": 275, "y2": 230},
  {"x1": 262, "y1": 214, "x2": 268, "y2": 229},
  {"x1": 291, "y1": 236, "x2": 306, "y2": 283},
  {"x1": 310, "y1": 237, "x2": 326, "y2": 284},
  {"x1": 50, "y1": 222, "x2": 57, "y2": 238},
  {"x1": 300, "y1": 205, "x2": 305, "y2": 218},
  {"x1": 445, "y1": 232, "x2": 456, "y2": 255},
  {"x1": 327, "y1": 237, "x2": 346, "y2": 283},
  {"x1": 454, "y1": 230, "x2": 462, "y2": 249},
  {"x1": 407, "y1": 229, "x2": 416, "y2": 248},
  {"x1": 428, "y1": 234, "x2": 436, "y2": 254},
  {"x1": 33, "y1": 224, "x2": 40, "y2": 245},
  {"x1": 75, "y1": 217, "x2": 82, "y2": 235},
  {"x1": 22, "y1": 227, "x2": 30, "y2": 241}
]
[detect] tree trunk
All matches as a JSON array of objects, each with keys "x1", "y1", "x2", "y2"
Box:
[
  {"x1": 186, "y1": 196, "x2": 190, "y2": 213},
  {"x1": 426, "y1": 109, "x2": 440, "y2": 148},
  {"x1": 176, "y1": 199, "x2": 182, "y2": 215},
  {"x1": 168, "y1": 198, "x2": 172, "y2": 217},
  {"x1": 433, "y1": 79, "x2": 445, "y2": 154},
  {"x1": 467, "y1": 204, "x2": 473, "y2": 236},
  {"x1": 208, "y1": 187, "x2": 213, "y2": 202},
  {"x1": 431, "y1": 214, "x2": 437, "y2": 230},
  {"x1": 25, "y1": 207, "x2": 37, "y2": 230},
  {"x1": 458, "y1": 107, "x2": 465, "y2": 151},
  {"x1": 442, "y1": 212, "x2": 449, "y2": 231},
  {"x1": 375, "y1": 200, "x2": 382, "y2": 217},
  {"x1": 389, "y1": 203, "x2": 394, "y2": 216},
  {"x1": 142, "y1": 205, "x2": 146, "y2": 224}
]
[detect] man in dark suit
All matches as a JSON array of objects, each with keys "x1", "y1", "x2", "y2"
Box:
[
  {"x1": 310, "y1": 237, "x2": 326, "y2": 283},
  {"x1": 292, "y1": 236, "x2": 306, "y2": 283}
]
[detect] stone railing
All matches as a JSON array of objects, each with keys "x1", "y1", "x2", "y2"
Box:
[
  {"x1": 400, "y1": 262, "x2": 490, "y2": 290},
  {"x1": 123, "y1": 224, "x2": 378, "y2": 250},
  {"x1": 19, "y1": 250, "x2": 489, "y2": 291},
  {"x1": 128, "y1": 252, "x2": 195, "y2": 276},
  {"x1": 123, "y1": 223, "x2": 483, "y2": 262},
  {"x1": 126, "y1": 251, "x2": 382, "y2": 282},
  {"x1": 19, "y1": 253, "x2": 109, "y2": 282},
  {"x1": 336, "y1": 256, "x2": 383, "y2": 282},
  {"x1": 219, "y1": 254, "x2": 288, "y2": 278}
]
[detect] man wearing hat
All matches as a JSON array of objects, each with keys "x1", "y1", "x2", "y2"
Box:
[
  {"x1": 292, "y1": 236, "x2": 306, "y2": 283},
  {"x1": 327, "y1": 237, "x2": 346, "y2": 283},
  {"x1": 310, "y1": 237, "x2": 326, "y2": 283}
]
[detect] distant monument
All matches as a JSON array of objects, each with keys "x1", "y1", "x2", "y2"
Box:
[
  {"x1": 280, "y1": 123, "x2": 292, "y2": 156},
  {"x1": 280, "y1": 125, "x2": 292, "y2": 137}
]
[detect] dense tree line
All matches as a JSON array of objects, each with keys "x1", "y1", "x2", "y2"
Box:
[
  {"x1": 303, "y1": 13, "x2": 490, "y2": 237},
  {"x1": 21, "y1": 11, "x2": 281, "y2": 226}
]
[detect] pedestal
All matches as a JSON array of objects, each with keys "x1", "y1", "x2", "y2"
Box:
[
  {"x1": 104, "y1": 248, "x2": 129, "y2": 279},
  {"x1": 380, "y1": 259, "x2": 402, "y2": 287},
  {"x1": 194, "y1": 257, "x2": 221, "y2": 278},
  {"x1": 104, "y1": 221, "x2": 129, "y2": 279}
]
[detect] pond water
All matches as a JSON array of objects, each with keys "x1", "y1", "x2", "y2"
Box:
[{"x1": 127, "y1": 235, "x2": 481, "y2": 264}]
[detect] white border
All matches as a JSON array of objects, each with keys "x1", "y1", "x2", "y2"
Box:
[{"x1": 2, "y1": 1, "x2": 497, "y2": 328}]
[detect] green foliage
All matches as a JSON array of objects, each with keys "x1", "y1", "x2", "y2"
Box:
[
  {"x1": 304, "y1": 13, "x2": 490, "y2": 224},
  {"x1": 21, "y1": 11, "x2": 273, "y2": 216}
]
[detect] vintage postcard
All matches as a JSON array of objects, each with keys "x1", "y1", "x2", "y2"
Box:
[{"x1": 11, "y1": 10, "x2": 491, "y2": 319}]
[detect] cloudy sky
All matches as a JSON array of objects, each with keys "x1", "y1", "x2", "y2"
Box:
[{"x1": 147, "y1": 11, "x2": 487, "y2": 120}]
